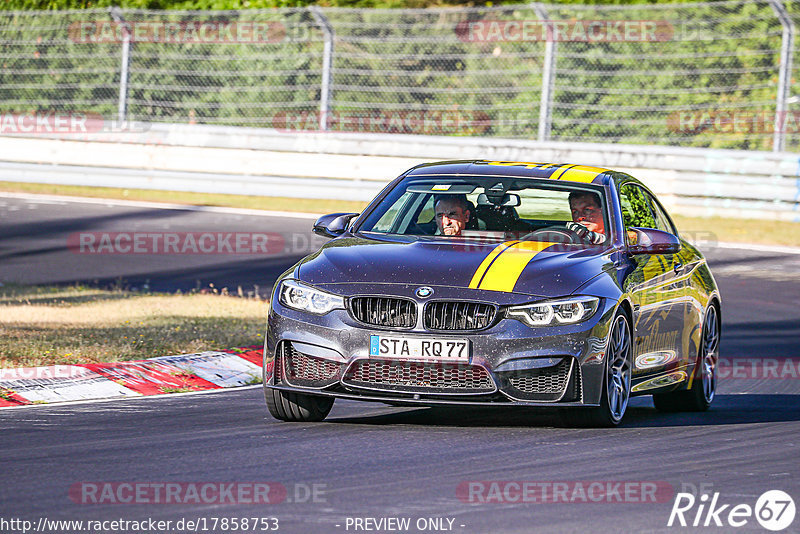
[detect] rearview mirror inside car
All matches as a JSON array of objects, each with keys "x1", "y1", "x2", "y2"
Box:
[{"x1": 477, "y1": 192, "x2": 521, "y2": 207}]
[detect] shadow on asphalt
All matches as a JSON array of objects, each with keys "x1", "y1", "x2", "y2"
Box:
[
  {"x1": 54, "y1": 254, "x2": 304, "y2": 295},
  {"x1": 326, "y1": 394, "x2": 800, "y2": 429},
  {"x1": 721, "y1": 319, "x2": 800, "y2": 360},
  {"x1": 1, "y1": 207, "x2": 191, "y2": 241},
  {"x1": 0, "y1": 204, "x2": 306, "y2": 295},
  {"x1": 620, "y1": 394, "x2": 800, "y2": 428}
]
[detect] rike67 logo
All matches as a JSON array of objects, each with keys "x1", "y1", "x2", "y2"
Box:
[{"x1": 668, "y1": 490, "x2": 795, "y2": 531}]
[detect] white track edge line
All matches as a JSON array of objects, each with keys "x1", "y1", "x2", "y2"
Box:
[
  {"x1": 0, "y1": 191, "x2": 322, "y2": 219},
  {"x1": 712, "y1": 241, "x2": 800, "y2": 255}
]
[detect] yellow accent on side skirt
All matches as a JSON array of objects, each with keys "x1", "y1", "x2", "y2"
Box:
[{"x1": 476, "y1": 241, "x2": 555, "y2": 292}]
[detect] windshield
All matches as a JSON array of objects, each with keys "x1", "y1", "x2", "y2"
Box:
[{"x1": 357, "y1": 176, "x2": 609, "y2": 245}]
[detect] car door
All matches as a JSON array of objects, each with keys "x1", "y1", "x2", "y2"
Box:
[
  {"x1": 641, "y1": 188, "x2": 705, "y2": 371},
  {"x1": 618, "y1": 183, "x2": 685, "y2": 379}
]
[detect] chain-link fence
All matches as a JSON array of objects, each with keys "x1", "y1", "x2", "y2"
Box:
[{"x1": 0, "y1": 1, "x2": 797, "y2": 152}]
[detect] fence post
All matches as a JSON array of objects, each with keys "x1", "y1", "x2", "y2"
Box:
[
  {"x1": 310, "y1": 7, "x2": 334, "y2": 131},
  {"x1": 768, "y1": 0, "x2": 795, "y2": 153},
  {"x1": 532, "y1": 3, "x2": 555, "y2": 142},
  {"x1": 109, "y1": 6, "x2": 131, "y2": 124}
]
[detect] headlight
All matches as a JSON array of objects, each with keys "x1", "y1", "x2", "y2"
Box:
[
  {"x1": 279, "y1": 280, "x2": 344, "y2": 315},
  {"x1": 507, "y1": 296, "x2": 599, "y2": 327}
]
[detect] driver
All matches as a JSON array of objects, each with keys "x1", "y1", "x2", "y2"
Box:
[
  {"x1": 567, "y1": 191, "x2": 606, "y2": 244},
  {"x1": 435, "y1": 195, "x2": 472, "y2": 236}
]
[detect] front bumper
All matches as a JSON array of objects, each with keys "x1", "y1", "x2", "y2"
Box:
[{"x1": 264, "y1": 286, "x2": 617, "y2": 407}]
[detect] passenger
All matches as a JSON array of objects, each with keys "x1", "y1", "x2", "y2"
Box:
[
  {"x1": 567, "y1": 191, "x2": 606, "y2": 244},
  {"x1": 435, "y1": 195, "x2": 472, "y2": 237}
]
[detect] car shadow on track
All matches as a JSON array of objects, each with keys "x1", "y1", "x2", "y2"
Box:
[
  {"x1": 620, "y1": 394, "x2": 800, "y2": 428},
  {"x1": 329, "y1": 407, "x2": 564, "y2": 428},
  {"x1": 327, "y1": 394, "x2": 800, "y2": 428}
]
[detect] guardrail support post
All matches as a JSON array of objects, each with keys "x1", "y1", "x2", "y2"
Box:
[
  {"x1": 768, "y1": 0, "x2": 796, "y2": 153},
  {"x1": 310, "y1": 7, "x2": 334, "y2": 131},
  {"x1": 109, "y1": 6, "x2": 131, "y2": 124},
  {"x1": 532, "y1": 3, "x2": 555, "y2": 142}
]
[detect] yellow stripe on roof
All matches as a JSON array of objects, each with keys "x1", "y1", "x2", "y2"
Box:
[
  {"x1": 468, "y1": 241, "x2": 518, "y2": 289},
  {"x1": 486, "y1": 161, "x2": 550, "y2": 169},
  {"x1": 549, "y1": 164, "x2": 577, "y2": 181},
  {"x1": 481, "y1": 161, "x2": 607, "y2": 182},
  {"x1": 476, "y1": 241, "x2": 554, "y2": 293},
  {"x1": 557, "y1": 165, "x2": 606, "y2": 183}
]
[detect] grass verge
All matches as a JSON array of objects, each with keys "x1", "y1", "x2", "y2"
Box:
[
  {"x1": 670, "y1": 215, "x2": 800, "y2": 249},
  {"x1": 0, "y1": 181, "x2": 368, "y2": 215},
  {"x1": 0, "y1": 284, "x2": 267, "y2": 369}
]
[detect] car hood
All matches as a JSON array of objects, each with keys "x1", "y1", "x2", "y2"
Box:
[{"x1": 297, "y1": 235, "x2": 614, "y2": 298}]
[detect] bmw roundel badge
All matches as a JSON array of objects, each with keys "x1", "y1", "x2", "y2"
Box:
[{"x1": 416, "y1": 286, "x2": 434, "y2": 298}]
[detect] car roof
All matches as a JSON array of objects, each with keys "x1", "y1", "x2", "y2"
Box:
[{"x1": 405, "y1": 160, "x2": 620, "y2": 186}]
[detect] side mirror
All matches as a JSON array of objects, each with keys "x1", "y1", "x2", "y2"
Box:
[
  {"x1": 313, "y1": 212, "x2": 360, "y2": 239},
  {"x1": 627, "y1": 227, "x2": 681, "y2": 255}
]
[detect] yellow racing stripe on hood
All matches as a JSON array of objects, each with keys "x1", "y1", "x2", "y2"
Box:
[
  {"x1": 476, "y1": 241, "x2": 555, "y2": 293},
  {"x1": 468, "y1": 241, "x2": 518, "y2": 289}
]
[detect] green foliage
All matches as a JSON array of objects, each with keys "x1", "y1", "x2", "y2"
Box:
[
  {"x1": 1, "y1": 0, "x2": 725, "y2": 10},
  {"x1": 0, "y1": 2, "x2": 795, "y2": 151},
  {"x1": 619, "y1": 182, "x2": 656, "y2": 229}
]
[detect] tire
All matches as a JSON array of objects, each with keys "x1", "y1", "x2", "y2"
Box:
[
  {"x1": 265, "y1": 387, "x2": 334, "y2": 422},
  {"x1": 565, "y1": 310, "x2": 632, "y2": 427},
  {"x1": 653, "y1": 303, "x2": 719, "y2": 413}
]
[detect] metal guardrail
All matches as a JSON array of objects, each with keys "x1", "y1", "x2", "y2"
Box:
[
  {"x1": 0, "y1": 161, "x2": 376, "y2": 201},
  {"x1": 0, "y1": 123, "x2": 797, "y2": 221}
]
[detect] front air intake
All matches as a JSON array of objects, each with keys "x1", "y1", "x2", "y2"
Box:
[
  {"x1": 342, "y1": 358, "x2": 495, "y2": 394},
  {"x1": 349, "y1": 297, "x2": 417, "y2": 328},
  {"x1": 423, "y1": 301, "x2": 496, "y2": 331}
]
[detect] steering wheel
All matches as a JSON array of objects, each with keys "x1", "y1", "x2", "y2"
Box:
[{"x1": 520, "y1": 225, "x2": 582, "y2": 244}]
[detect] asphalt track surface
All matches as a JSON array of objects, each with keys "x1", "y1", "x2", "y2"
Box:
[{"x1": 1, "y1": 194, "x2": 799, "y2": 533}]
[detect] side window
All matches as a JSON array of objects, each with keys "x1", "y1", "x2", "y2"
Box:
[
  {"x1": 371, "y1": 191, "x2": 413, "y2": 232},
  {"x1": 415, "y1": 194, "x2": 435, "y2": 224},
  {"x1": 644, "y1": 192, "x2": 678, "y2": 236},
  {"x1": 618, "y1": 184, "x2": 657, "y2": 230}
]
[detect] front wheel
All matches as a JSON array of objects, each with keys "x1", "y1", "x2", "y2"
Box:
[
  {"x1": 565, "y1": 311, "x2": 632, "y2": 427},
  {"x1": 653, "y1": 304, "x2": 719, "y2": 412},
  {"x1": 265, "y1": 387, "x2": 334, "y2": 422}
]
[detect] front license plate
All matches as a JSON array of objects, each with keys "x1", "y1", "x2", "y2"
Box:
[{"x1": 369, "y1": 335, "x2": 469, "y2": 361}]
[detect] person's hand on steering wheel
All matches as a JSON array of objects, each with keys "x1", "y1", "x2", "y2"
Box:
[{"x1": 566, "y1": 221, "x2": 606, "y2": 244}]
